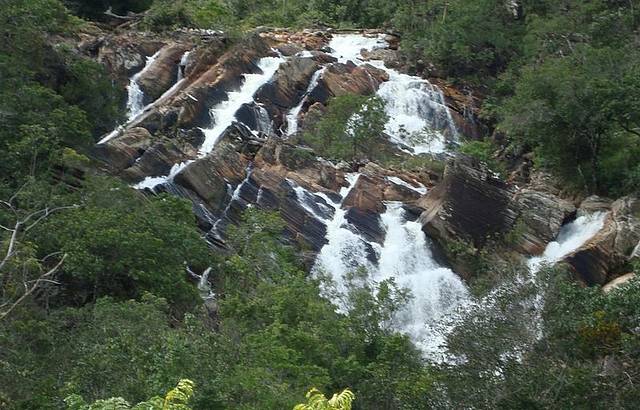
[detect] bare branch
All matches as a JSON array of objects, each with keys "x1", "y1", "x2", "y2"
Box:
[
  {"x1": 23, "y1": 204, "x2": 79, "y2": 233},
  {"x1": 0, "y1": 221, "x2": 21, "y2": 273},
  {"x1": 0, "y1": 253, "x2": 67, "y2": 321}
]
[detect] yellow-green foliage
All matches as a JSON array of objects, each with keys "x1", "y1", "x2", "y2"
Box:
[
  {"x1": 294, "y1": 388, "x2": 355, "y2": 410},
  {"x1": 65, "y1": 379, "x2": 195, "y2": 410}
]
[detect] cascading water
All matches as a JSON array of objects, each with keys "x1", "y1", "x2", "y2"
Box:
[
  {"x1": 528, "y1": 212, "x2": 607, "y2": 273},
  {"x1": 99, "y1": 49, "x2": 189, "y2": 145},
  {"x1": 126, "y1": 51, "x2": 161, "y2": 119},
  {"x1": 286, "y1": 67, "x2": 326, "y2": 136},
  {"x1": 133, "y1": 52, "x2": 285, "y2": 191},
  {"x1": 386, "y1": 176, "x2": 428, "y2": 195},
  {"x1": 199, "y1": 54, "x2": 285, "y2": 155},
  {"x1": 376, "y1": 202, "x2": 470, "y2": 354},
  {"x1": 433, "y1": 211, "x2": 610, "y2": 363},
  {"x1": 295, "y1": 174, "x2": 470, "y2": 356},
  {"x1": 325, "y1": 34, "x2": 458, "y2": 154}
]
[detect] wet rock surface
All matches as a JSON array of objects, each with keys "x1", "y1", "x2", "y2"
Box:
[
  {"x1": 565, "y1": 196, "x2": 640, "y2": 285},
  {"x1": 90, "y1": 27, "x2": 632, "y2": 291}
]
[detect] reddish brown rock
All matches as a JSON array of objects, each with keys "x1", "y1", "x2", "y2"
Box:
[
  {"x1": 137, "y1": 43, "x2": 192, "y2": 103},
  {"x1": 565, "y1": 197, "x2": 640, "y2": 285}
]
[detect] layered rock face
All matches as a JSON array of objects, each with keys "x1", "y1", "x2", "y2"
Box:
[
  {"x1": 89, "y1": 26, "x2": 632, "y2": 292},
  {"x1": 565, "y1": 196, "x2": 640, "y2": 285},
  {"x1": 418, "y1": 156, "x2": 578, "y2": 277}
]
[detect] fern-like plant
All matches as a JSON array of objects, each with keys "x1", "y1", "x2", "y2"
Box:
[{"x1": 293, "y1": 388, "x2": 355, "y2": 410}]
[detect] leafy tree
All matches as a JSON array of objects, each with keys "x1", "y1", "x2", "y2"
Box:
[
  {"x1": 294, "y1": 388, "x2": 355, "y2": 410},
  {"x1": 302, "y1": 94, "x2": 388, "y2": 163},
  {"x1": 65, "y1": 378, "x2": 195, "y2": 409},
  {"x1": 31, "y1": 177, "x2": 211, "y2": 311},
  {"x1": 499, "y1": 44, "x2": 640, "y2": 194}
]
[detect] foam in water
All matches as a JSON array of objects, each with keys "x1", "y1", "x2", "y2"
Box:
[
  {"x1": 528, "y1": 212, "x2": 608, "y2": 273},
  {"x1": 199, "y1": 55, "x2": 285, "y2": 155},
  {"x1": 328, "y1": 35, "x2": 386, "y2": 64},
  {"x1": 127, "y1": 50, "x2": 162, "y2": 119},
  {"x1": 326, "y1": 35, "x2": 458, "y2": 154},
  {"x1": 99, "y1": 49, "x2": 189, "y2": 145},
  {"x1": 386, "y1": 176, "x2": 427, "y2": 195},
  {"x1": 133, "y1": 161, "x2": 191, "y2": 191},
  {"x1": 376, "y1": 202, "x2": 470, "y2": 354},
  {"x1": 301, "y1": 174, "x2": 469, "y2": 357},
  {"x1": 286, "y1": 67, "x2": 326, "y2": 136}
]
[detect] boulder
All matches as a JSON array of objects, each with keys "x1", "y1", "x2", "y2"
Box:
[
  {"x1": 309, "y1": 63, "x2": 389, "y2": 104},
  {"x1": 256, "y1": 57, "x2": 319, "y2": 108},
  {"x1": 384, "y1": 34, "x2": 401, "y2": 50},
  {"x1": 254, "y1": 140, "x2": 344, "y2": 192},
  {"x1": 360, "y1": 48, "x2": 401, "y2": 68},
  {"x1": 419, "y1": 156, "x2": 519, "y2": 249},
  {"x1": 97, "y1": 34, "x2": 165, "y2": 84},
  {"x1": 93, "y1": 127, "x2": 154, "y2": 172},
  {"x1": 255, "y1": 57, "x2": 320, "y2": 130},
  {"x1": 137, "y1": 43, "x2": 192, "y2": 104},
  {"x1": 565, "y1": 196, "x2": 640, "y2": 285},
  {"x1": 513, "y1": 189, "x2": 576, "y2": 255},
  {"x1": 121, "y1": 141, "x2": 189, "y2": 182},
  {"x1": 602, "y1": 273, "x2": 636, "y2": 294},
  {"x1": 174, "y1": 142, "x2": 250, "y2": 212},
  {"x1": 343, "y1": 174, "x2": 386, "y2": 214}
]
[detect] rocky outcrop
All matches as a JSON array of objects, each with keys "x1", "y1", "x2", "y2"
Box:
[
  {"x1": 137, "y1": 43, "x2": 192, "y2": 103},
  {"x1": 95, "y1": 34, "x2": 165, "y2": 84},
  {"x1": 418, "y1": 155, "x2": 578, "y2": 276},
  {"x1": 254, "y1": 56, "x2": 321, "y2": 129},
  {"x1": 602, "y1": 273, "x2": 636, "y2": 293},
  {"x1": 565, "y1": 196, "x2": 640, "y2": 285},
  {"x1": 174, "y1": 34, "x2": 275, "y2": 129},
  {"x1": 419, "y1": 156, "x2": 519, "y2": 249},
  {"x1": 360, "y1": 48, "x2": 401, "y2": 69},
  {"x1": 93, "y1": 127, "x2": 154, "y2": 172},
  {"x1": 174, "y1": 142, "x2": 250, "y2": 213},
  {"x1": 308, "y1": 62, "x2": 389, "y2": 104},
  {"x1": 513, "y1": 189, "x2": 575, "y2": 255}
]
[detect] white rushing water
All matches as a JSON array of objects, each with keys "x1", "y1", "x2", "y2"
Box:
[
  {"x1": 199, "y1": 55, "x2": 285, "y2": 155},
  {"x1": 528, "y1": 212, "x2": 607, "y2": 273},
  {"x1": 99, "y1": 49, "x2": 190, "y2": 145},
  {"x1": 286, "y1": 67, "x2": 326, "y2": 136},
  {"x1": 302, "y1": 174, "x2": 469, "y2": 358},
  {"x1": 376, "y1": 202, "x2": 470, "y2": 353},
  {"x1": 126, "y1": 51, "x2": 162, "y2": 120},
  {"x1": 325, "y1": 34, "x2": 458, "y2": 154},
  {"x1": 386, "y1": 176, "x2": 428, "y2": 195}
]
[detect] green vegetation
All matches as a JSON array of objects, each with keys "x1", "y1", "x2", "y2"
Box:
[
  {"x1": 393, "y1": 0, "x2": 640, "y2": 195},
  {"x1": 302, "y1": 94, "x2": 388, "y2": 163},
  {"x1": 294, "y1": 388, "x2": 355, "y2": 410},
  {"x1": 2, "y1": 1, "x2": 640, "y2": 409},
  {"x1": 458, "y1": 139, "x2": 505, "y2": 175},
  {"x1": 65, "y1": 379, "x2": 195, "y2": 409},
  {"x1": 435, "y1": 267, "x2": 640, "y2": 408}
]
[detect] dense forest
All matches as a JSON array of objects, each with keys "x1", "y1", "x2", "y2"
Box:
[{"x1": 1, "y1": 0, "x2": 639, "y2": 409}]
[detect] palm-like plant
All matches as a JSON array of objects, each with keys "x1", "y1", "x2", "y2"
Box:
[{"x1": 294, "y1": 388, "x2": 355, "y2": 410}]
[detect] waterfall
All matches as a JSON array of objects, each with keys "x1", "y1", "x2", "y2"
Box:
[
  {"x1": 292, "y1": 173, "x2": 469, "y2": 355},
  {"x1": 376, "y1": 202, "x2": 470, "y2": 353},
  {"x1": 133, "y1": 160, "x2": 191, "y2": 191},
  {"x1": 386, "y1": 176, "x2": 428, "y2": 195},
  {"x1": 209, "y1": 166, "x2": 254, "y2": 238},
  {"x1": 286, "y1": 67, "x2": 326, "y2": 136},
  {"x1": 99, "y1": 49, "x2": 190, "y2": 145},
  {"x1": 326, "y1": 34, "x2": 458, "y2": 154},
  {"x1": 528, "y1": 212, "x2": 607, "y2": 273},
  {"x1": 133, "y1": 52, "x2": 285, "y2": 191},
  {"x1": 199, "y1": 54, "x2": 286, "y2": 155},
  {"x1": 126, "y1": 51, "x2": 162, "y2": 120}
]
